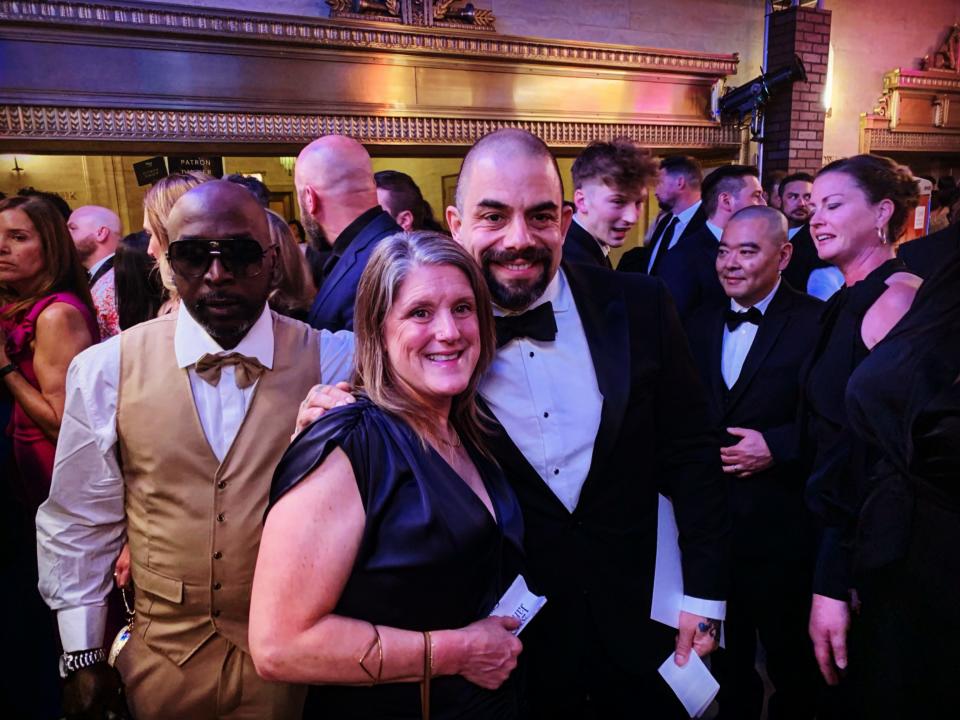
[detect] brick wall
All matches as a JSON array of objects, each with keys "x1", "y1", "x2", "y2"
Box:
[{"x1": 762, "y1": 6, "x2": 831, "y2": 179}]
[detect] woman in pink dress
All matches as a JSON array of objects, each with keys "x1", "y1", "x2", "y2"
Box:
[{"x1": 0, "y1": 195, "x2": 99, "y2": 510}]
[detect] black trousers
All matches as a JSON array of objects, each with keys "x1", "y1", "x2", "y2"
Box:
[
  {"x1": 712, "y1": 557, "x2": 822, "y2": 720},
  {"x1": 522, "y1": 604, "x2": 687, "y2": 720}
]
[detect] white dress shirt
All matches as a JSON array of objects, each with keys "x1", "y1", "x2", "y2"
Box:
[
  {"x1": 480, "y1": 269, "x2": 602, "y2": 513},
  {"x1": 647, "y1": 199, "x2": 703, "y2": 272},
  {"x1": 86, "y1": 253, "x2": 115, "y2": 280},
  {"x1": 36, "y1": 306, "x2": 355, "y2": 651},
  {"x1": 806, "y1": 266, "x2": 845, "y2": 301},
  {"x1": 705, "y1": 220, "x2": 723, "y2": 241},
  {"x1": 721, "y1": 281, "x2": 780, "y2": 389},
  {"x1": 479, "y1": 270, "x2": 725, "y2": 620}
]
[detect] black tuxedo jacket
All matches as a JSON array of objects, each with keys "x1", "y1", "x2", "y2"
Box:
[
  {"x1": 782, "y1": 224, "x2": 828, "y2": 292},
  {"x1": 685, "y1": 282, "x2": 822, "y2": 562},
  {"x1": 482, "y1": 261, "x2": 729, "y2": 675},
  {"x1": 562, "y1": 220, "x2": 611, "y2": 268},
  {"x1": 898, "y1": 221, "x2": 960, "y2": 279}
]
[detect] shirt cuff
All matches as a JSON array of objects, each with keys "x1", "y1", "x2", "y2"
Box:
[
  {"x1": 57, "y1": 605, "x2": 109, "y2": 652},
  {"x1": 681, "y1": 595, "x2": 726, "y2": 621}
]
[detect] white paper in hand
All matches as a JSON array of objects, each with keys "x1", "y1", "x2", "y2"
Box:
[
  {"x1": 488, "y1": 575, "x2": 546, "y2": 636},
  {"x1": 658, "y1": 650, "x2": 720, "y2": 718}
]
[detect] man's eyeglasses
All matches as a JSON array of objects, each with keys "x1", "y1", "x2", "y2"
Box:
[{"x1": 167, "y1": 238, "x2": 271, "y2": 279}]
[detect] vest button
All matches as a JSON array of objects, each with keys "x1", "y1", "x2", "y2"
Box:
[
  {"x1": 217, "y1": 513, "x2": 225, "y2": 522},
  {"x1": 214, "y1": 582, "x2": 222, "y2": 590},
  {"x1": 213, "y1": 551, "x2": 222, "y2": 559},
  {"x1": 217, "y1": 481, "x2": 226, "y2": 489}
]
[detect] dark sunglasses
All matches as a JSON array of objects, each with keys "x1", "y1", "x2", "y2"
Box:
[{"x1": 167, "y1": 238, "x2": 271, "y2": 279}]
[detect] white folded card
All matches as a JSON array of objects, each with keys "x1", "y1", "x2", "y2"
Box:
[
  {"x1": 658, "y1": 650, "x2": 720, "y2": 718},
  {"x1": 488, "y1": 574, "x2": 546, "y2": 636}
]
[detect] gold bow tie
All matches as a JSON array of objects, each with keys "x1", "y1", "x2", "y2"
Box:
[{"x1": 194, "y1": 352, "x2": 266, "y2": 389}]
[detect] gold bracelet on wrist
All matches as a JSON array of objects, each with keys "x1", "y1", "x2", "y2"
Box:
[
  {"x1": 358, "y1": 623, "x2": 383, "y2": 685},
  {"x1": 420, "y1": 630, "x2": 432, "y2": 720}
]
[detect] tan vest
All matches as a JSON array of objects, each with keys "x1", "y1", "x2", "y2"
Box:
[{"x1": 117, "y1": 312, "x2": 321, "y2": 666}]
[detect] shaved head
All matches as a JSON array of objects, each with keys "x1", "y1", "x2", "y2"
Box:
[
  {"x1": 167, "y1": 180, "x2": 269, "y2": 246},
  {"x1": 293, "y1": 134, "x2": 379, "y2": 244},
  {"x1": 726, "y1": 205, "x2": 788, "y2": 247},
  {"x1": 67, "y1": 204, "x2": 122, "y2": 267},
  {"x1": 456, "y1": 129, "x2": 563, "y2": 212}
]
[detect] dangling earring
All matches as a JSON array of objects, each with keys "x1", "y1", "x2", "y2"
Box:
[{"x1": 876, "y1": 225, "x2": 888, "y2": 244}]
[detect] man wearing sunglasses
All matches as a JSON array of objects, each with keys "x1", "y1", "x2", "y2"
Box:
[{"x1": 37, "y1": 181, "x2": 353, "y2": 719}]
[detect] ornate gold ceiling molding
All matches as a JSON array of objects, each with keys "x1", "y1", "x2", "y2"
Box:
[
  {"x1": 0, "y1": 105, "x2": 742, "y2": 149},
  {"x1": 862, "y1": 126, "x2": 960, "y2": 153},
  {"x1": 0, "y1": 0, "x2": 737, "y2": 75}
]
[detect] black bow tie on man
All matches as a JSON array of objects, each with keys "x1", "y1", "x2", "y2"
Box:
[
  {"x1": 724, "y1": 306, "x2": 763, "y2": 331},
  {"x1": 494, "y1": 302, "x2": 558, "y2": 348}
]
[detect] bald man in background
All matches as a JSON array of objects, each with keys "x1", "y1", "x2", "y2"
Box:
[
  {"x1": 68, "y1": 205, "x2": 122, "y2": 337},
  {"x1": 295, "y1": 135, "x2": 401, "y2": 332}
]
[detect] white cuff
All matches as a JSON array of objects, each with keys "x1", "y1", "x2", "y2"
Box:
[
  {"x1": 57, "y1": 605, "x2": 109, "y2": 652},
  {"x1": 681, "y1": 595, "x2": 726, "y2": 621}
]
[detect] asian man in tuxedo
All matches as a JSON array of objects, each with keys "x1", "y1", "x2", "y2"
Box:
[{"x1": 685, "y1": 205, "x2": 823, "y2": 720}]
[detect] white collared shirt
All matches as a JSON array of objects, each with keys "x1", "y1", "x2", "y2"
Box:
[
  {"x1": 480, "y1": 269, "x2": 603, "y2": 513},
  {"x1": 647, "y1": 200, "x2": 703, "y2": 272},
  {"x1": 787, "y1": 225, "x2": 803, "y2": 240},
  {"x1": 86, "y1": 253, "x2": 115, "y2": 280},
  {"x1": 705, "y1": 220, "x2": 723, "y2": 241},
  {"x1": 721, "y1": 281, "x2": 780, "y2": 388},
  {"x1": 36, "y1": 306, "x2": 355, "y2": 651}
]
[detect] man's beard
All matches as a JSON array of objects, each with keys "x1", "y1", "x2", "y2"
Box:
[
  {"x1": 481, "y1": 246, "x2": 553, "y2": 312},
  {"x1": 74, "y1": 236, "x2": 96, "y2": 265},
  {"x1": 302, "y1": 214, "x2": 331, "y2": 251}
]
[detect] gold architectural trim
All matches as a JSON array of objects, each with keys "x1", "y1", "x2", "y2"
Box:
[
  {"x1": 863, "y1": 127, "x2": 960, "y2": 153},
  {"x1": 0, "y1": 0, "x2": 737, "y2": 75},
  {"x1": 886, "y1": 70, "x2": 960, "y2": 92},
  {"x1": 0, "y1": 105, "x2": 742, "y2": 148}
]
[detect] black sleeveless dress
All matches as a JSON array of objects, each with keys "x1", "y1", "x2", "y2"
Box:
[
  {"x1": 268, "y1": 397, "x2": 526, "y2": 720},
  {"x1": 841, "y1": 251, "x2": 960, "y2": 717},
  {"x1": 802, "y1": 258, "x2": 905, "y2": 599}
]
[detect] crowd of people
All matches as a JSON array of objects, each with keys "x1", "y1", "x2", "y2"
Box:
[{"x1": 0, "y1": 127, "x2": 957, "y2": 720}]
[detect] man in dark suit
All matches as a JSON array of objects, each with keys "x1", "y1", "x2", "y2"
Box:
[
  {"x1": 898, "y1": 220, "x2": 960, "y2": 279},
  {"x1": 618, "y1": 155, "x2": 718, "y2": 320},
  {"x1": 779, "y1": 172, "x2": 842, "y2": 299},
  {"x1": 685, "y1": 205, "x2": 823, "y2": 720},
  {"x1": 295, "y1": 135, "x2": 401, "y2": 331},
  {"x1": 563, "y1": 138, "x2": 657, "y2": 268},
  {"x1": 446, "y1": 130, "x2": 730, "y2": 719}
]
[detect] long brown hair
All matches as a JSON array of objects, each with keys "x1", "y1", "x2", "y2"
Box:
[
  {"x1": 265, "y1": 209, "x2": 316, "y2": 318},
  {"x1": 353, "y1": 230, "x2": 496, "y2": 455},
  {"x1": 0, "y1": 195, "x2": 94, "y2": 321}
]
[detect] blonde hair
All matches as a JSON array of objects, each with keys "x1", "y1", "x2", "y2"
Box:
[
  {"x1": 353, "y1": 230, "x2": 496, "y2": 454},
  {"x1": 265, "y1": 209, "x2": 316, "y2": 318},
  {"x1": 143, "y1": 172, "x2": 213, "y2": 292}
]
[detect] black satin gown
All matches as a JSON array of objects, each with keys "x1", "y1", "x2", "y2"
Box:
[
  {"x1": 268, "y1": 397, "x2": 526, "y2": 720},
  {"x1": 802, "y1": 258, "x2": 906, "y2": 599},
  {"x1": 843, "y1": 251, "x2": 960, "y2": 718}
]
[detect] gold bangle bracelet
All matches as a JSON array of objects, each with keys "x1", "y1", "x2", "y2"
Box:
[
  {"x1": 358, "y1": 623, "x2": 383, "y2": 685},
  {"x1": 420, "y1": 630, "x2": 432, "y2": 720}
]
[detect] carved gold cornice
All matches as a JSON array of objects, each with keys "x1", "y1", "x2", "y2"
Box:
[
  {"x1": 0, "y1": 0, "x2": 738, "y2": 75},
  {"x1": 862, "y1": 126, "x2": 960, "y2": 153},
  {"x1": 0, "y1": 105, "x2": 742, "y2": 148}
]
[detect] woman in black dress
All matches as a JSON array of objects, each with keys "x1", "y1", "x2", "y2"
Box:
[
  {"x1": 801, "y1": 155, "x2": 922, "y2": 687},
  {"x1": 249, "y1": 231, "x2": 526, "y2": 719},
  {"x1": 843, "y1": 251, "x2": 960, "y2": 717}
]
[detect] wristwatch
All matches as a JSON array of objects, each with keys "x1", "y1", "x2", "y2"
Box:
[{"x1": 59, "y1": 648, "x2": 107, "y2": 678}]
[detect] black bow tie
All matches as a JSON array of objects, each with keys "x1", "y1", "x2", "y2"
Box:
[
  {"x1": 724, "y1": 306, "x2": 763, "y2": 331},
  {"x1": 495, "y1": 302, "x2": 557, "y2": 348}
]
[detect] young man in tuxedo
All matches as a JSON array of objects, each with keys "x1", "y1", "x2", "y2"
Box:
[
  {"x1": 298, "y1": 130, "x2": 730, "y2": 719},
  {"x1": 295, "y1": 135, "x2": 401, "y2": 332},
  {"x1": 563, "y1": 138, "x2": 657, "y2": 268},
  {"x1": 685, "y1": 205, "x2": 823, "y2": 720}
]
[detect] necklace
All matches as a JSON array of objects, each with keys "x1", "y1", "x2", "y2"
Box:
[{"x1": 438, "y1": 430, "x2": 462, "y2": 448}]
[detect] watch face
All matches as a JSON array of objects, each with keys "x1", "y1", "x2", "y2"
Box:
[{"x1": 58, "y1": 655, "x2": 69, "y2": 679}]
